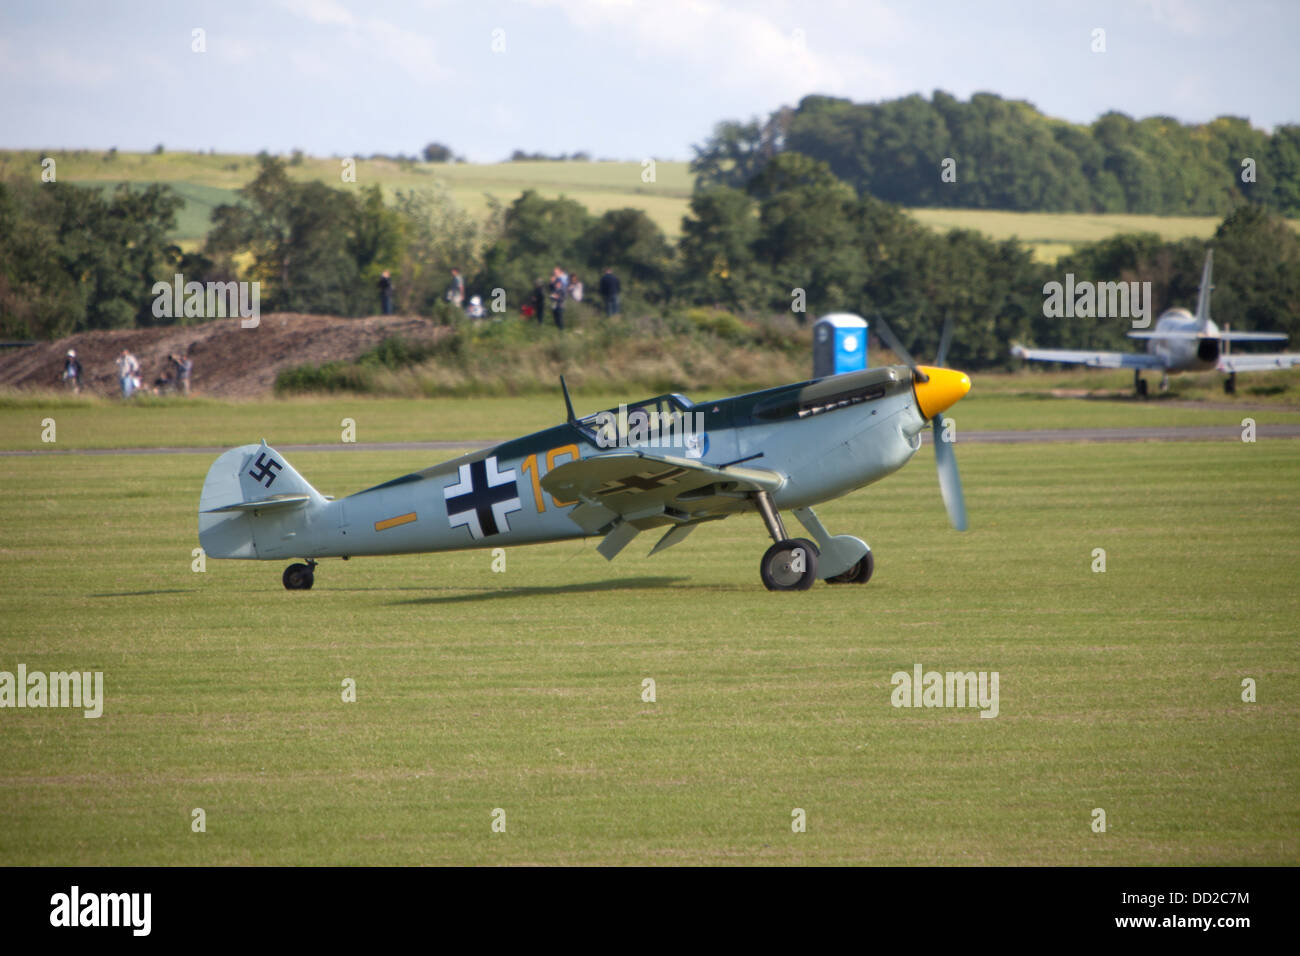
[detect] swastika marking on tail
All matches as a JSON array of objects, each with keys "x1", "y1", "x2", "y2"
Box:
[{"x1": 248, "y1": 453, "x2": 282, "y2": 488}]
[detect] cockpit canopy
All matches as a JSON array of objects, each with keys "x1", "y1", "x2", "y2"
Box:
[{"x1": 576, "y1": 393, "x2": 698, "y2": 451}]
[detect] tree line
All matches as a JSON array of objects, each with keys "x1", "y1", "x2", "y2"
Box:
[
  {"x1": 693, "y1": 92, "x2": 1300, "y2": 216},
  {"x1": 2, "y1": 150, "x2": 1297, "y2": 370}
]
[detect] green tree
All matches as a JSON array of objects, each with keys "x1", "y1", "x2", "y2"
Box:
[
  {"x1": 578, "y1": 208, "x2": 673, "y2": 303},
  {"x1": 475, "y1": 190, "x2": 593, "y2": 307},
  {"x1": 675, "y1": 186, "x2": 761, "y2": 310},
  {"x1": 0, "y1": 178, "x2": 182, "y2": 338},
  {"x1": 207, "y1": 156, "x2": 379, "y2": 315}
]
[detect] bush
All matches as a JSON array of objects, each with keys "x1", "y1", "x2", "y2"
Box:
[{"x1": 275, "y1": 361, "x2": 376, "y2": 393}]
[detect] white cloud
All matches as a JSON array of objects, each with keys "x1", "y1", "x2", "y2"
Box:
[
  {"x1": 523, "y1": 0, "x2": 901, "y2": 104},
  {"x1": 280, "y1": 0, "x2": 356, "y2": 27},
  {"x1": 1134, "y1": 0, "x2": 1210, "y2": 35},
  {"x1": 364, "y1": 18, "x2": 444, "y2": 83},
  {"x1": 277, "y1": 0, "x2": 444, "y2": 85}
]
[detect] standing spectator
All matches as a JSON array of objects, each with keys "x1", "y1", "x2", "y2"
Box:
[
  {"x1": 446, "y1": 268, "x2": 465, "y2": 309},
  {"x1": 61, "y1": 349, "x2": 83, "y2": 394},
  {"x1": 599, "y1": 267, "x2": 621, "y2": 316},
  {"x1": 179, "y1": 349, "x2": 194, "y2": 395},
  {"x1": 569, "y1": 274, "x2": 584, "y2": 303},
  {"x1": 116, "y1": 349, "x2": 140, "y2": 398},
  {"x1": 378, "y1": 270, "x2": 394, "y2": 315},
  {"x1": 549, "y1": 267, "x2": 568, "y2": 331},
  {"x1": 169, "y1": 351, "x2": 194, "y2": 395},
  {"x1": 531, "y1": 279, "x2": 547, "y2": 325}
]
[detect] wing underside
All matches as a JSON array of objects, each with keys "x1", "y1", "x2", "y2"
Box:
[{"x1": 540, "y1": 451, "x2": 785, "y2": 560}]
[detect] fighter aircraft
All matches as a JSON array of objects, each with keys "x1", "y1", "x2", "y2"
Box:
[
  {"x1": 1011, "y1": 250, "x2": 1300, "y2": 395},
  {"x1": 198, "y1": 319, "x2": 970, "y2": 592}
]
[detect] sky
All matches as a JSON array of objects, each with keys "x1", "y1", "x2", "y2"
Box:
[{"x1": 1, "y1": 0, "x2": 1297, "y2": 162}]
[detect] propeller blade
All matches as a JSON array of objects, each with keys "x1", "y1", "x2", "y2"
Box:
[
  {"x1": 873, "y1": 315, "x2": 928, "y2": 383},
  {"x1": 935, "y1": 313, "x2": 954, "y2": 368},
  {"x1": 932, "y1": 413, "x2": 968, "y2": 531}
]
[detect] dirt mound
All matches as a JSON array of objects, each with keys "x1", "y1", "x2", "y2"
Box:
[{"x1": 0, "y1": 314, "x2": 447, "y2": 399}]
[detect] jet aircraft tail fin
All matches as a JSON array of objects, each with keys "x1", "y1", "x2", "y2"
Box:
[{"x1": 1195, "y1": 249, "x2": 1213, "y2": 332}]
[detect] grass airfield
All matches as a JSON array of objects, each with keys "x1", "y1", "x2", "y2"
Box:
[
  {"x1": 1, "y1": 391, "x2": 1298, "y2": 865},
  {"x1": 4, "y1": 365, "x2": 1300, "y2": 451}
]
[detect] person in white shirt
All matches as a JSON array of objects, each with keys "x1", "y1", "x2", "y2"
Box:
[{"x1": 116, "y1": 349, "x2": 140, "y2": 398}]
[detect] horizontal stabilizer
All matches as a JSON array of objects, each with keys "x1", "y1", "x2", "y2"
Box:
[
  {"x1": 1127, "y1": 330, "x2": 1288, "y2": 342},
  {"x1": 1216, "y1": 330, "x2": 1289, "y2": 342},
  {"x1": 203, "y1": 493, "x2": 312, "y2": 514}
]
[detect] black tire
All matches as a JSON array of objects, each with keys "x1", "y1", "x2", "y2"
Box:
[
  {"x1": 1224, "y1": 375, "x2": 1236, "y2": 395},
  {"x1": 283, "y1": 563, "x2": 314, "y2": 590},
  {"x1": 828, "y1": 551, "x2": 875, "y2": 584},
  {"x1": 1136, "y1": 377, "x2": 1148, "y2": 398},
  {"x1": 760, "y1": 538, "x2": 819, "y2": 591}
]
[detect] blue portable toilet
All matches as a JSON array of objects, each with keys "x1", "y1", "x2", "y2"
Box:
[{"x1": 812, "y1": 312, "x2": 869, "y2": 377}]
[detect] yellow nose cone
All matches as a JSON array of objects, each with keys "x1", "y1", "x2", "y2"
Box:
[{"x1": 913, "y1": 366, "x2": 971, "y2": 420}]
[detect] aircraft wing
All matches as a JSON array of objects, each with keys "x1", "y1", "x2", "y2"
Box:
[
  {"x1": 1011, "y1": 345, "x2": 1165, "y2": 369},
  {"x1": 540, "y1": 451, "x2": 785, "y2": 559},
  {"x1": 1217, "y1": 353, "x2": 1300, "y2": 373}
]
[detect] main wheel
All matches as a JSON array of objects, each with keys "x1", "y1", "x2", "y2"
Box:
[
  {"x1": 827, "y1": 551, "x2": 874, "y2": 584},
  {"x1": 760, "y1": 538, "x2": 819, "y2": 591},
  {"x1": 1135, "y1": 377, "x2": 1148, "y2": 398},
  {"x1": 283, "y1": 563, "x2": 314, "y2": 590}
]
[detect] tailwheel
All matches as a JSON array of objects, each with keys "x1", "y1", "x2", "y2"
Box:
[
  {"x1": 827, "y1": 551, "x2": 874, "y2": 585},
  {"x1": 283, "y1": 561, "x2": 316, "y2": 590},
  {"x1": 760, "y1": 538, "x2": 819, "y2": 591}
]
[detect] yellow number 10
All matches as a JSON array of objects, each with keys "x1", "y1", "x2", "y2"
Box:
[{"x1": 520, "y1": 444, "x2": 580, "y2": 513}]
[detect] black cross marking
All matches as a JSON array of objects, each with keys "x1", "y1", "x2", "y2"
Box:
[
  {"x1": 248, "y1": 453, "x2": 282, "y2": 488},
  {"x1": 596, "y1": 467, "x2": 688, "y2": 496},
  {"x1": 445, "y1": 458, "x2": 517, "y2": 536}
]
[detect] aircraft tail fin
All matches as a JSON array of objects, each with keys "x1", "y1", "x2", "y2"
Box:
[
  {"x1": 1195, "y1": 248, "x2": 1213, "y2": 331},
  {"x1": 198, "y1": 440, "x2": 327, "y2": 559}
]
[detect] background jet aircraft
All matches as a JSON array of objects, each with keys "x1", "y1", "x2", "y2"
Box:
[
  {"x1": 1011, "y1": 250, "x2": 1300, "y2": 394},
  {"x1": 198, "y1": 320, "x2": 971, "y2": 592}
]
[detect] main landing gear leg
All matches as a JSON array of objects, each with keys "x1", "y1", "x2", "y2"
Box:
[
  {"x1": 792, "y1": 506, "x2": 874, "y2": 585},
  {"x1": 283, "y1": 559, "x2": 317, "y2": 590},
  {"x1": 754, "y1": 491, "x2": 818, "y2": 591},
  {"x1": 1159, "y1": 372, "x2": 1170, "y2": 393}
]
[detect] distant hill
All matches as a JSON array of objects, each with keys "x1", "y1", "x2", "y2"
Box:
[{"x1": 2, "y1": 148, "x2": 1294, "y2": 263}]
